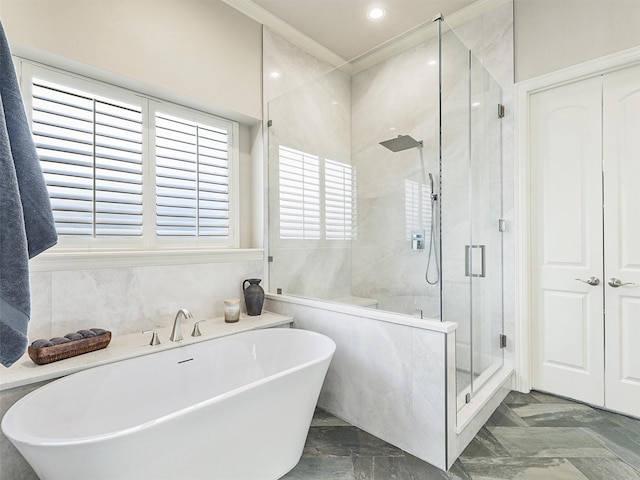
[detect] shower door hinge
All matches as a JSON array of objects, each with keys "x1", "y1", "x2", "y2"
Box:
[
  {"x1": 267, "y1": 119, "x2": 273, "y2": 127},
  {"x1": 465, "y1": 393, "x2": 471, "y2": 404},
  {"x1": 497, "y1": 104, "x2": 505, "y2": 118},
  {"x1": 498, "y1": 219, "x2": 507, "y2": 232},
  {"x1": 499, "y1": 334, "x2": 507, "y2": 349},
  {"x1": 268, "y1": 255, "x2": 274, "y2": 262}
]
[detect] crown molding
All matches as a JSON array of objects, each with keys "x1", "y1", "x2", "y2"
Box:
[
  {"x1": 220, "y1": 0, "x2": 347, "y2": 68},
  {"x1": 222, "y1": 0, "x2": 512, "y2": 75}
]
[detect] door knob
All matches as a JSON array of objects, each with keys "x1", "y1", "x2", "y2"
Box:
[
  {"x1": 608, "y1": 278, "x2": 637, "y2": 288},
  {"x1": 575, "y1": 276, "x2": 600, "y2": 286}
]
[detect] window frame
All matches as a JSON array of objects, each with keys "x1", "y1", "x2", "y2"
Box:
[{"x1": 19, "y1": 60, "x2": 241, "y2": 259}]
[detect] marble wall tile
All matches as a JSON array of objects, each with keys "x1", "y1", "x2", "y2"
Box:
[
  {"x1": 263, "y1": 29, "x2": 338, "y2": 104},
  {"x1": 50, "y1": 267, "x2": 146, "y2": 336},
  {"x1": 268, "y1": 246, "x2": 352, "y2": 300},
  {"x1": 41, "y1": 260, "x2": 262, "y2": 339},
  {"x1": 28, "y1": 271, "x2": 52, "y2": 340}
]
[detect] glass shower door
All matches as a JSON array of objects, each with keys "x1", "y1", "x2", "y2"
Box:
[
  {"x1": 439, "y1": 20, "x2": 504, "y2": 411},
  {"x1": 469, "y1": 53, "x2": 504, "y2": 395}
]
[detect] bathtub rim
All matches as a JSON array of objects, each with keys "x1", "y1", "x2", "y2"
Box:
[{"x1": 2, "y1": 328, "x2": 336, "y2": 448}]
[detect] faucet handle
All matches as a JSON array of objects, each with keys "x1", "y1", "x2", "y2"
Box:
[
  {"x1": 142, "y1": 330, "x2": 161, "y2": 346},
  {"x1": 191, "y1": 320, "x2": 205, "y2": 337}
]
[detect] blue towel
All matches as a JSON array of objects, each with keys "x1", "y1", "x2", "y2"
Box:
[{"x1": 0, "y1": 21, "x2": 57, "y2": 367}]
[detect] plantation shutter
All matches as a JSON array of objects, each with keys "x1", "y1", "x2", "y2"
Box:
[
  {"x1": 32, "y1": 79, "x2": 143, "y2": 237},
  {"x1": 324, "y1": 159, "x2": 356, "y2": 240},
  {"x1": 155, "y1": 112, "x2": 230, "y2": 238},
  {"x1": 278, "y1": 146, "x2": 321, "y2": 239}
]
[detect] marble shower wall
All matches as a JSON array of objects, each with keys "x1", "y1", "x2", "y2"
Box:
[
  {"x1": 264, "y1": 29, "x2": 353, "y2": 301},
  {"x1": 350, "y1": 30, "x2": 441, "y2": 318}
]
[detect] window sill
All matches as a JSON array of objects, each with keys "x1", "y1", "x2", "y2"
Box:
[{"x1": 29, "y1": 248, "x2": 264, "y2": 272}]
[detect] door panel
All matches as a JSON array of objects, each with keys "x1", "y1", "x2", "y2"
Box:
[
  {"x1": 542, "y1": 290, "x2": 589, "y2": 370},
  {"x1": 603, "y1": 63, "x2": 640, "y2": 417},
  {"x1": 530, "y1": 76, "x2": 605, "y2": 406}
]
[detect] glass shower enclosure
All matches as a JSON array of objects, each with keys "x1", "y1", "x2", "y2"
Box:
[{"x1": 265, "y1": 16, "x2": 504, "y2": 412}]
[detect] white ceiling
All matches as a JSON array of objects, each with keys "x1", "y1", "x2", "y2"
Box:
[{"x1": 250, "y1": 0, "x2": 477, "y2": 60}]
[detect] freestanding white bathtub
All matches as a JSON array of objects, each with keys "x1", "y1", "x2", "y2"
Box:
[{"x1": 2, "y1": 328, "x2": 336, "y2": 480}]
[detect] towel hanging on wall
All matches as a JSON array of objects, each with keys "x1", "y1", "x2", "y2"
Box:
[{"x1": 0, "y1": 20, "x2": 57, "y2": 368}]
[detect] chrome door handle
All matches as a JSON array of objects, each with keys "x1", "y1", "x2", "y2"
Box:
[
  {"x1": 608, "y1": 278, "x2": 637, "y2": 288},
  {"x1": 575, "y1": 276, "x2": 600, "y2": 286}
]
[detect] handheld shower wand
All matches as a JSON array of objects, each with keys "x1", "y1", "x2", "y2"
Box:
[
  {"x1": 428, "y1": 173, "x2": 438, "y2": 202},
  {"x1": 425, "y1": 172, "x2": 440, "y2": 285}
]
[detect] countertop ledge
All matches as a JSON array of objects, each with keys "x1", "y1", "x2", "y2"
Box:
[{"x1": 0, "y1": 312, "x2": 293, "y2": 392}]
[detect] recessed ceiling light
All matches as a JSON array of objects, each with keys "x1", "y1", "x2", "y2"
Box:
[
  {"x1": 367, "y1": 6, "x2": 386, "y2": 21},
  {"x1": 270, "y1": 71, "x2": 281, "y2": 79}
]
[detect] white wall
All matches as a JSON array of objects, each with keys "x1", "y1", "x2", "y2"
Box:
[
  {"x1": 514, "y1": 0, "x2": 640, "y2": 81},
  {"x1": 0, "y1": 0, "x2": 263, "y2": 120}
]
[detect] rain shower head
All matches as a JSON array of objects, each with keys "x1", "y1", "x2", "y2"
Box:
[{"x1": 379, "y1": 135, "x2": 423, "y2": 152}]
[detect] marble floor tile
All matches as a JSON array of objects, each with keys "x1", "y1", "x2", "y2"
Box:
[
  {"x1": 569, "y1": 457, "x2": 640, "y2": 480},
  {"x1": 582, "y1": 426, "x2": 640, "y2": 471},
  {"x1": 527, "y1": 391, "x2": 578, "y2": 405},
  {"x1": 303, "y1": 426, "x2": 405, "y2": 458},
  {"x1": 484, "y1": 404, "x2": 529, "y2": 428},
  {"x1": 284, "y1": 391, "x2": 640, "y2": 480},
  {"x1": 596, "y1": 409, "x2": 640, "y2": 437},
  {"x1": 502, "y1": 391, "x2": 540, "y2": 406},
  {"x1": 459, "y1": 427, "x2": 511, "y2": 459},
  {"x1": 311, "y1": 408, "x2": 352, "y2": 427},
  {"x1": 282, "y1": 456, "x2": 356, "y2": 480},
  {"x1": 458, "y1": 457, "x2": 590, "y2": 480},
  {"x1": 352, "y1": 455, "x2": 467, "y2": 480},
  {"x1": 487, "y1": 426, "x2": 617, "y2": 458},
  {"x1": 511, "y1": 403, "x2": 620, "y2": 428}
]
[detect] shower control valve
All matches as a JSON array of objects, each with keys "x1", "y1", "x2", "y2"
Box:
[{"x1": 411, "y1": 229, "x2": 425, "y2": 251}]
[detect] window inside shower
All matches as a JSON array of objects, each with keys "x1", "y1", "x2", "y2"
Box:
[{"x1": 264, "y1": 16, "x2": 504, "y2": 411}]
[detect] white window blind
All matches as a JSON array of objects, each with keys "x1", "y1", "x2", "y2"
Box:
[
  {"x1": 23, "y1": 62, "x2": 239, "y2": 251},
  {"x1": 32, "y1": 79, "x2": 143, "y2": 237},
  {"x1": 324, "y1": 159, "x2": 356, "y2": 240},
  {"x1": 279, "y1": 146, "x2": 320, "y2": 239},
  {"x1": 155, "y1": 112, "x2": 230, "y2": 238}
]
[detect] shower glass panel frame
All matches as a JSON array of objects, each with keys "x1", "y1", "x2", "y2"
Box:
[{"x1": 264, "y1": 16, "x2": 504, "y2": 412}]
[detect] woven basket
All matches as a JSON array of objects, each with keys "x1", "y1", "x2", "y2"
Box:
[{"x1": 28, "y1": 331, "x2": 112, "y2": 365}]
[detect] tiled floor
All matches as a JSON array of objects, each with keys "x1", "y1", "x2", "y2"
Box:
[{"x1": 282, "y1": 391, "x2": 640, "y2": 480}]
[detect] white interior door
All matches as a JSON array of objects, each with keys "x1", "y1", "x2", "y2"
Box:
[
  {"x1": 530, "y1": 76, "x2": 605, "y2": 406},
  {"x1": 603, "y1": 64, "x2": 640, "y2": 418}
]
